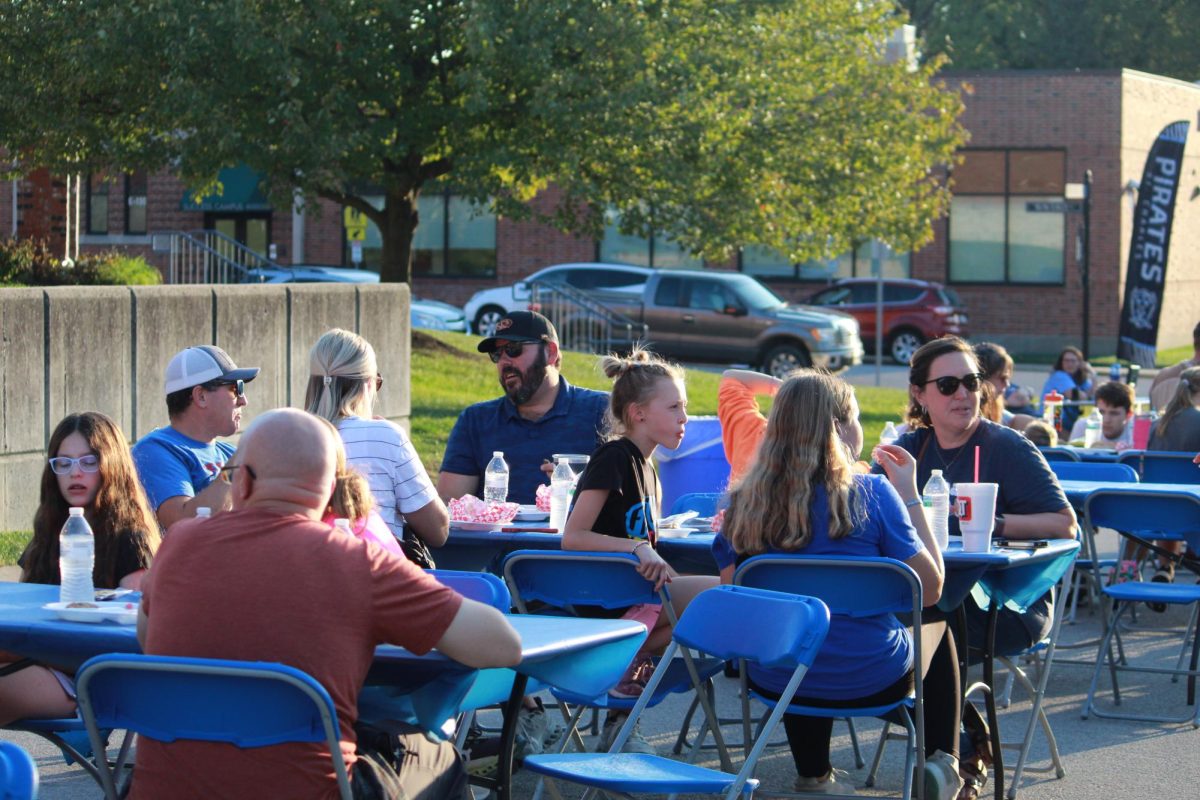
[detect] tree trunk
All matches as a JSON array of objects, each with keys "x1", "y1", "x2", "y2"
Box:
[{"x1": 379, "y1": 187, "x2": 419, "y2": 284}]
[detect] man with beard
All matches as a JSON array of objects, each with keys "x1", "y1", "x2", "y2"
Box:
[{"x1": 438, "y1": 311, "x2": 609, "y2": 505}]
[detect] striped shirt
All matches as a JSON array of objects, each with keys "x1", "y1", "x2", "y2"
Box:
[{"x1": 336, "y1": 416, "x2": 439, "y2": 537}]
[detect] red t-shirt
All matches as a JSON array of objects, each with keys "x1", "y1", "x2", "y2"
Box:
[{"x1": 130, "y1": 508, "x2": 463, "y2": 800}]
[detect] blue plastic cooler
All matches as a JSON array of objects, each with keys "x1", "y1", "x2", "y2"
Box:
[{"x1": 654, "y1": 416, "x2": 730, "y2": 513}]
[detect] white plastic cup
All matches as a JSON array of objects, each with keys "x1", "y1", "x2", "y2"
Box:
[{"x1": 955, "y1": 482, "x2": 998, "y2": 553}]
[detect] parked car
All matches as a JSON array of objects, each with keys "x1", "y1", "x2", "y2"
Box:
[
  {"x1": 244, "y1": 265, "x2": 466, "y2": 332},
  {"x1": 586, "y1": 270, "x2": 863, "y2": 376},
  {"x1": 803, "y1": 277, "x2": 969, "y2": 365},
  {"x1": 463, "y1": 262, "x2": 653, "y2": 336},
  {"x1": 410, "y1": 297, "x2": 467, "y2": 332}
]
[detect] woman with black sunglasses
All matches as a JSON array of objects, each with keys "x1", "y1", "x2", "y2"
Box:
[{"x1": 874, "y1": 336, "x2": 1076, "y2": 796}]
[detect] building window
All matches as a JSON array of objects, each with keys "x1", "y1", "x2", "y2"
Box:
[
  {"x1": 949, "y1": 149, "x2": 1065, "y2": 284},
  {"x1": 86, "y1": 175, "x2": 109, "y2": 235},
  {"x1": 741, "y1": 241, "x2": 910, "y2": 280},
  {"x1": 125, "y1": 171, "x2": 147, "y2": 234},
  {"x1": 598, "y1": 209, "x2": 703, "y2": 269},
  {"x1": 412, "y1": 192, "x2": 496, "y2": 277}
]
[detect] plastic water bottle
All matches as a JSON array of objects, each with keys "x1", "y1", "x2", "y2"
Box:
[
  {"x1": 922, "y1": 470, "x2": 950, "y2": 551},
  {"x1": 879, "y1": 421, "x2": 899, "y2": 447},
  {"x1": 1109, "y1": 362, "x2": 1122, "y2": 382},
  {"x1": 549, "y1": 457, "x2": 575, "y2": 533},
  {"x1": 59, "y1": 507, "x2": 95, "y2": 605},
  {"x1": 195, "y1": 506, "x2": 212, "y2": 519},
  {"x1": 483, "y1": 451, "x2": 509, "y2": 503},
  {"x1": 1083, "y1": 407, "x2": 1102, "y2": 447}
]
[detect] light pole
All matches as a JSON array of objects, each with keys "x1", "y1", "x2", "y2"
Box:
[{"x1": 1066, "y1": 171, "x2": 1093, "y2": 359}]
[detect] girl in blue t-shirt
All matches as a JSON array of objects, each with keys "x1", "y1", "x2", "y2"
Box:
[
  {"x1": 715, "y1": 370, "x2": 962, "y2": 797},
  {"x1": 1042, "y1": 346, "x2": 1095, "y2": 434}
]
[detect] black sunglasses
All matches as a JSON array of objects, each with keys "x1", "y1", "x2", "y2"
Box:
[
  {"x1": 921, "y1": 373, "x2": 985, "y2": 396},
  {"x1": 204, "y1": 379, "x2": 245, "y2": 398},
  {"x1": 488, "y1": 342, "x2": 534, "y2": 363}
]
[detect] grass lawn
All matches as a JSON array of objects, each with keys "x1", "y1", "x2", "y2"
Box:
[
  {"x1": 1011, "y1": 342, "x2": 1193, "y2": 367},
  {"x1": 0, "y1": 531, "x2": 30, "y2": 568}
]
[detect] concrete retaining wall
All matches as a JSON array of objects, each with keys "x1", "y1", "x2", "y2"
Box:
[{"x1": 0, "y1": 283, "x2": 410, "y2": 531}]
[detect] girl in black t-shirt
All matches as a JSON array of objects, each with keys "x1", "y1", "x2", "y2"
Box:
[
  {"x1": 2, "y1": 412, "x2": 159, "y2": 726},
  {"x1": 563, "y1": 348, "x2": 719, "y2": 751}
]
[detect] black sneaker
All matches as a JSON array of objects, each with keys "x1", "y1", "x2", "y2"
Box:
[{"x1": 1148, "y1": 564, "x2": 1175, "y2": 613}]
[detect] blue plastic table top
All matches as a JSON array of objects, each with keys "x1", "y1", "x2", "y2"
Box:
[
  {"x1": 1059, "y1": 479, "x2": 1200, "y2": 510},
  {"x1": 938, "y1": 538, "x2": 1079, "y2": 612},
  {"x1": 0, "y1": 582, "x2": 646, "y2": 734}
]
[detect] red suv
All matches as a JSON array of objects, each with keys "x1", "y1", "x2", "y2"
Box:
[{"x1": 804, "y1": 278, "x2": 969, "y2": 365}]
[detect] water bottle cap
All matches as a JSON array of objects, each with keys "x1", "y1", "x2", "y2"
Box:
[
  {"x1": 69, "y1": 507, "x2": 85, "y2": 516},
  {"x1": 334, "y1": 517, "x2": 352, "y2": 531},
  {"x1": 931, "y1": 469, "x2": 942, "y2": 476},
  {"x1": 492, "y1": 451, "x2": 503, "y2": 458},
  {"x1": 195, "y1": 507, "x2": 212, "y2": 517}
]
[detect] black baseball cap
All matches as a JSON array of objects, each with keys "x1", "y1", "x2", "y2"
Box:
[{"x1": 476, "y1": 310, "x2": 560, "y2": 353}]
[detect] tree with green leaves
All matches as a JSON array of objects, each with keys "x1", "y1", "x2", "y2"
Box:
[
  {"x1": 1, "y1": 0, "x2": 965, "y2": 283},
  {"x1": 901, "y1": 1, "x2": 1200, "y2": 81}
]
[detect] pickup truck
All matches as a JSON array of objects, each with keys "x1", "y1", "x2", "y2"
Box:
[{"x1": 577, "y1": 270, "x2": 863, "y2": 376}]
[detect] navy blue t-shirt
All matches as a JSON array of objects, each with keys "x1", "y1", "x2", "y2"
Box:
[
  {"x1": 873, "y1": 419, "x2": 1069, "y2": 535},
  {"x1": 440, "y1": 378, "x2": 609, "y2": 505}
]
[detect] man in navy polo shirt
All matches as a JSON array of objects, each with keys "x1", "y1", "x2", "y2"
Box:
[{"x1": 438, "y1": 311, "x2": 610, "y2": 506}]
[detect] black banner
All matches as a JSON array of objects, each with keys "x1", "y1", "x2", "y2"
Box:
[{"x1": 1117, "y1": 121, "x2": 1189, "y2": 367}]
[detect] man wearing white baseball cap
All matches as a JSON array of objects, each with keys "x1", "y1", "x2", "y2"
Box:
[{"x1": 132, "y1": 345, "x2": 260, "y2": 530}]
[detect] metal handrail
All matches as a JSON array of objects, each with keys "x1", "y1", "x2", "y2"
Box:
[
  {"x1": 159, "y1": 230, "x2": 281, "y2": 284},
  {"x1": 527, "y1": 279, "x2": 648, "y2": 354}
]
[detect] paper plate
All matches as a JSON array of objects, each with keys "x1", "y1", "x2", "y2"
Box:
[
  {"x1": 515, "y1": 505, "x2": 550, "y2": 521},
  {"x1": 43, "y1": 601, "x2": 138, "y2": 625}
]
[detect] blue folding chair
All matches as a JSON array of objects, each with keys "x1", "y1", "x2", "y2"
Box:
[
  {"x1": 1039, "y1": 447, "x2": 1080, "y2": 463},
  {"x1": 0, "y1": 741, "x2": 38, "y2": 800},
  {"x1": 523, "y1": 585, "x2": 830, "y2": 799},
  {"x1": 734, "y1": 555, "x2": 925, "y2": 800},
  {"x1": 1117, "y1": 450, "x2": 1200, "y2": 484},
  {"x1": 1049, "y1": 461, "x2": 1139, "y2": 623},
  {"x1": 502, "y1": 550, "x2": 726, "y2": 761},
  {"x1": 1081, "y1": 489, "x2": 1200, "y2": 726},
  {"x1": 431, "y1": 569, "x2": 512, "y2": 610},
  {"x1": 669, "y1": 493, "x2": 722, "y2": 517},
  {"x1": 76, "y1": 654, "x2": 353, "y2": 800}
]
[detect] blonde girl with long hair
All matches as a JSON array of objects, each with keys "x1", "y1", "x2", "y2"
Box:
[
  {"x1": 562, "y1": 346, "x2": 717, "y2": 753},
  {"x1": 715, "y1": 370, "x2": 962, "y2": 797}
]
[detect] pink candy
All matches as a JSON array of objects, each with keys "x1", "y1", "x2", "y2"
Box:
[
  {"x1": 449, "y1": 495, "x2": 520, "y2": 523},
  {"x1": 535, "y1": 484, "x2": 552, "y2": 513}
]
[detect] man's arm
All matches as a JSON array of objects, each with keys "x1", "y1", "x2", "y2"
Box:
[
  {"x1": 404, "y1": 497, "x2": 450, "y2": 547},
  {"x1": 154, "y1": 479, "x2": 231, "y2": 530},
  {"x1": 434, "y1": 597, "x2": 522, "y2": 668},
  {"x1": 436, "y1": 471, "x2": 478, "y2": 503},
  {"x1": 1151, "y1": 357, "x2": 1197, "y2": 391}
]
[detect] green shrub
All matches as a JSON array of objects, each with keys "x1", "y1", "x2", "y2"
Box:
[{"x1": 0, "y1": 238, "x2": 161, "y2": 286}]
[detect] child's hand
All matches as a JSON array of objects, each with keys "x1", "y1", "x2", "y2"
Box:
[
  {"x1": 633, "y1": 545, "x2": 673, "y2": 591},
  {"x1": 872, "y1": 444, "x2": 919, "y2": 500}
]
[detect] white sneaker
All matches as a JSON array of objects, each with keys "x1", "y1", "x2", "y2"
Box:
[
  {"x1": 794, "y1": 767, "x2": 856, "y2": 794},
  {"x1": 923, "y1": 750, "x2": 964, "y2": 800},
  {"x1": 514, "y1": 703, "x2": 548, "y2": 759},
  {"x1": 597, "y1": 716, "x2": 657, "y2": 755}
]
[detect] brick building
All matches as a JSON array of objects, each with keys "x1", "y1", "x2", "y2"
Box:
[{"x1": 3, "y1": 68, "x2": 1198, "y2": 355}]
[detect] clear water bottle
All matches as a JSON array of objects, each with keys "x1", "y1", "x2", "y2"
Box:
[
  {"x1": 922, "y1": 470, "x2": 950, "y2": 551},
  {"x1": 59, "y1": 507, "x2": 95, "y2": 605},
  {"x1": 549, "y1": 457, "x2": 575, "y2": 533},
  {"x1": 483, "y1": 451, "x2": 509, "y2": 503},
  {"x1": 879, "y1": 421, "x2": 899, "y2": 447},
  {"x1": 1083, "y1": 407, "x2": 1102, "y2": 447}
]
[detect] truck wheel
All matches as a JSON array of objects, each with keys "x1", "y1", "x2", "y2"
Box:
[
  {"x1": 473, "y1": 306, "x2": 506, "y2": 337},
  {"x1": 762, "y1": 343, "x2": 811, "y2": 379},
  {"x1": 888, "y1": 329, "x2": 924, "y2": 366}
]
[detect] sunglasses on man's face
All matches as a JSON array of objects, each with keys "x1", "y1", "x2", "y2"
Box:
[
  {"x1": 205, "y1": 379, "x2": 245, "y2": 398},
  {"x1": 488, "y1": 342, "x2": 533, "y2": 363},
  {"x1": 921, "y1": 372, "x2": 985, "y2": 396}
]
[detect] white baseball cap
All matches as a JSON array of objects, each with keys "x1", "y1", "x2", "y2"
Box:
[{"x1": 164, "y1": 346, "x2": 260, "y2": 395}]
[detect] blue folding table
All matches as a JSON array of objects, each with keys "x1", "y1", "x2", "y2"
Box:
[{"x1": 0, "y1": 581, "x2": 646, "y2": 800}]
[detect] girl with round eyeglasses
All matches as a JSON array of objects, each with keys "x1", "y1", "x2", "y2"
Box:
[{"x1": 1, "y1": 412, "x2": 159, "y2": 726}]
